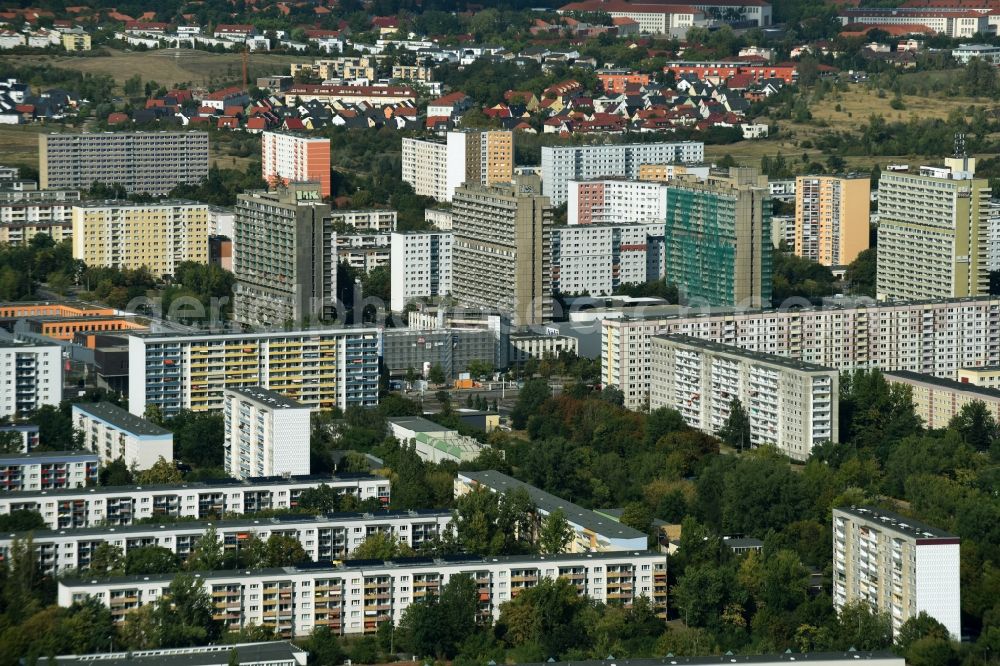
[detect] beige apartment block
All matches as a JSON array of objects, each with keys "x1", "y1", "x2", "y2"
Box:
[
  {"x1": 401, "y1": 130, "x2": 513, "y2": 202},
  {"x1": 71, "y1": 201, "x2": 209, "y2": 277},
  {"x1": 956, "y1": 365, "x2": 1000, "y2": 389},
  {"x1": 794, "y1": 174, "x2": 870, "y2": 266},
  {"x1": 885, "y1": 370, "x2": 1000, "y2": 429}
]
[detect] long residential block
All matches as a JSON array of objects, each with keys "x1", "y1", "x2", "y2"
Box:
[
  {"x1": 0, "y1": 451, "x2": 98, "y2": 492},
  {"x1": 127, "y1": 328, "x2": 380, "y2": 419},
  {"x1": 0, "y1": 474, "x2": 390, "y2": 529},
  {"x1": 47, "y1": 641, "x2": 307, "y2": 666},
  {"x1": 59, "y1": 550, "x2": 667, "y2": 636},
  {"x1": 650, "y1": 335, "x2": 838, "y2": 461},
  {"x1": 72, "y1": 402, "x2": 173, "y2": 471},
  {"x1": 1, "y1": 510, "x2": 453, "y2": 575},
  {"x1": 40, "y1": 132, "x2": 209, "y2": 195},
  {"x1": 602, "y1": 297, "x2": 1000, "y2": 410},
  {"x1": 833, "y1": 506, "x2": 960, "y2": 639},
  {"x1": 0, "y1": 187, "x2": 79, "y2": 245},
  {"x1": 884, "y1": 370, "x2": 1000, "y2": 429},
  {"x1": 455, "y1": 470, "x2": 648, "y2": 552}
]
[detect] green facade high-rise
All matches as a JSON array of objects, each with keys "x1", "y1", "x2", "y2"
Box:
[{"x1": 665, "y1": 167, "x2": 772, "y2": 308}]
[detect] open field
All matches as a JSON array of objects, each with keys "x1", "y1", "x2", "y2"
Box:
[{"x1": 1, "y1": 48, "x2": 302, "y2": 90}]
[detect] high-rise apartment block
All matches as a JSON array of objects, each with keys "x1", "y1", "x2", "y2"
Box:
[
  {"x1": 451, "y1": 176, "x2": 552, "y2": 326},
  {"x1": 401, "y1": 130, "x2": 513, "y2": 202},
  {"x1": 794, "y1": 175, "x2": 870, "y2": 266},
  {"x1": 224, "y1": 386, "x2": 311, "y2": 480},
  {"x1": 0, "y1": 341, "x2": 61, "y2": 418},
  {"x1": 128, "y1": 328, "x2": 379, "y2": 418},
  {"x1": 833, "y1": 506, "x2": 960, "y2": 639},
  {"x1": 72, "y1": 402, "x2": 174, "y2": 471},
  {"x1": 566, "y1": 179, "x2": 667, "y2": 226},
  {"x1": 233, "y1": 184, "x2": 334, "y2": 327},
  {"x1": 261, "y1": 131, "x2": 332, "y2": 198},
  {"x1": 541, "y1": 141, "x2": 704, "y2": 206},
  {"x1": 551, "y1": 222, "x2": 664, "y2": 296},
  {"x1": 0, "y1": 186, "x2": 79, "y2": 245},
  {"x1": 0, "y1": 451, "x2": 98, "y2": 492},
  {"x1": 389, "y1": 231, "x2": 453, "y2": 311},
  {"x1": 877, "y1": 160, "x2": 990, "y2": 301},
  {"x1": 39, "y1": 131, "x2": 209, "y2": 195},
  {"x1": 71, "y1": 201, "x2": 210, "y2": 277},
  {"x1": 602, "y1": 297, "x2": 1000, "y2": 410},
  {"x1": 664, "y1": 167, "x2": 772, "y2": 308},
  {"x1": 650, "y1": 335, "x2": 837, "y2": 460}
]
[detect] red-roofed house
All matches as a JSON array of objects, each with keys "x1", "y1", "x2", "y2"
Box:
[
  {"x1": 371, "y1": 16, "x2": 399, "y2": 35},
  {"x1": 283, "y1": 117, "x2": 306, "y2": 131},
  {"x1": 426, "y1": 115, "x2": 451, "y2": 131},
  {"x1": 125, "y1": 20, "x2": 168, "y2": 34},
  {"x1": 201, "y1": 86, "x2": 249, "y2": 111},
  {"x1": 217, "y1": 116, "x2": 240, "y2": 129},
  {"x1": 107, "y1": 112, "x2": 129, "y2": 125},
  {"x1": 245, "y1": 116, "x2": 269, "y2": 133},
  {"x1": 427, "y1": 91, "x2": 473, "y2": 118},
  {"x1": 213, "y1": 24, "x2": 255, "y2": 41}
]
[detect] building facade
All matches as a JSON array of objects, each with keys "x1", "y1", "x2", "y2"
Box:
[
  {"x1": 566, "y1": 179, "x2": 667, "y2": 226},
  {"x1": 328, "y1": 209, "x2": 397, "y2": 233},
  {"x1": 551, "y1": 222, "x2": 664, "y2": 296},
  {"x1": 0, "y1": 341, "x2": 61, "y2": 418},
  {"x1": 233, "y1": 184, "x2": 334, "y2": 327},
  {"x1": 127, "y1": 328, "x2": 380, "y2": 418},
  {"x1": 0, "y1": 187, "x2": 79, "y2": 245},
  {"x1": 877, "y1": 162, "x2": 990, "y2": 301},
  {"x1": 833, "y1": 506, "x2": 960, "y2": 639},
  {"x1": 261, "y1": 131, "x2": 332, "y2": 198},
  {"x1": 794, "y1": 175, "x2": 870, "y2": 266},
  {"x1": 885, "y1": 370, "x2": 1000, "y2": 429},
  {"x1": 389, "y1": 231, "x2": 453, "y2": 311},
  {"x1": 451, "y1": 176, "x2": 552, "y2": 326},
  {"x1": 224, "y1": 387, "x2": 311, "y2": 480},
  {"x1": 541, "y1": 141, "x2": 705, "y2": 206},
  {"x1": 957, "y1": 365, "x2": 1000, "y2": 389},
  {"x1": 401, "y1": 130, "x2": 514, "y2": 202},
  {"x1": 40, "y1": 131, "x2": 209, "y2": 195},
  {"x1": 664, "y1": 168, "x2": 772, "y2": 308},
  {"x1": 0, "y1": 451, "x2": 98, "y2": 492},
  {"x1": 650, "y1": 335, "x2": 837, "y2": 460},
  {"x1": 72, "y1": 402, "x2": 173, "y2": 471},
  {"x1": 0, "y1": 475, "x2": 390, "y2": 529},
  {"x1": 381, "y1": 328, "x2": 498, "y2": 378},
  {"x1": 71, "y1": 201, "x2": 210, "y2": 277}
]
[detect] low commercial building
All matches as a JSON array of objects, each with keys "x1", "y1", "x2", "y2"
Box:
[
  {"x1": 224, "y1": 387, "x2": 311, "y2": 480},
  {"x1": 72, "y1": 402, "x2": 173, "y2": 471},
  {"x1": 0, "y1": 451, "x2": 98, "y2": 492},
  {"x1": 834, "y1": 506, "x2": 960, "y2": 639},
  {"x1": 509, "y1": 332, "x2": 579, "y2": 367},
  {"x1": 515, "y1": 655, "x2": 902, "y2": 666},
  {"x1": 59, "y1": 550, "x2": 667, "y2": 636},
  {"x1": 2, "y1": 510, "x2": 453, "y2": 574},
  {"x1": 650, "y1": 335, "x2": 838, "y2": 461},
  {"x1": 885, "y1": 370, "x2": 1000, "y2": 429},
  {"x1": 381, "y1": 328, "x2": 499, "y2": 378},
  {"x1": 43, "y1": 642, "x2": 306, "y2": 666},
  {"x1": 0, "y1": 341, "x2": 62, "y2": 418},
  {"x1": 0, "y1": 474, "x2": 390, "y2": 529},
  {"x1": 455, "y1": 470, "x2": 649, "y2": 552},
  {"x1": 387, "y1": 416, "x2": 487, "y2": 464}
]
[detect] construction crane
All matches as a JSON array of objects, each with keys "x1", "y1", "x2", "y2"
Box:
[{"x1": 242, "y1": 45, "x2": 249, "y2": 89}]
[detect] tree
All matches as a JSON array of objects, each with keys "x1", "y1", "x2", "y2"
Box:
[
  {"x1": 0, "y1": 431, "x2": 22, "y2": 454},
  {"x1": 833, "y1": 601, "x2": 892, "y2": 651},
  {"x1": 124, "y1": 546, "x2": 179, "y2": 575},
  {"x1": 135, "y1": 457, "x2": 182, "y2": 485},
  {"x1": 896, "y1": 611, "x2": 951, "y2": 655},
  {"x1": 538, "y1": 508, "x2": 575, "y2": 554},
  {"x1": 510, "y1": 379, "x2": 551, "y2": 430},
  {"x1": 620, "y1": 501, "x2": 653, "y2": 534},
  {"x1": 100, "y1": 458, "x2": 133, "y2": 486},
  {"x1": 154, "y1": 573, "x2": 222, "y2": 648},
  {"x1": 454, "y1": 487, "x2": 535, "y2": 556},
  {"x1": 0, "y1": 509, "x2": 46, "y2": 532},
  {"x1": 89, "y1": 543, "x2": 125, "y2": 575},
  {"x1": 845, "y1": 248, "x2": 876, "y2": 297},
  {"x1": 718, "y1": 398, "x2": 751, "y2": 452},
  {"x1": 185, "y1": 528, "x2": 224, "y2": 571},
  {"x1": 428, "y1": 363, "x2": 446, "y2": 385},
  {"x1": 948, "y1": 400, "x2": 998, "y2": 452},
  {"x1": 496, "y1": 577, "x2": 588, "y2": 657},
  {"x1": 298, "y1": 484, "x2": 342, "y2": 513},
  {"x1": 351, "y1": 531, "x2": 415, "y2": 560},
  {"x1": 307, "y1": 626, "x2": 346, "y2": 665},
  {"x1": 262, "y1": 534, "x2": 311, "y2": 567},
  {"x1": 396, "y1": 573, "x2": 478, "y2": 658}
]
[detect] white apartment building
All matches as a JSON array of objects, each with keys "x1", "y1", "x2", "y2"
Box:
[
  {"x1": 0, "y1": 451, "x2": 98, "y2": 492},
  {"x1": 59, "y1": 550, "x2": 667, "y2": 636},
  {"x1": 541, "y1": 141, "x2": 705, "y2": 206},
  {"x1": 337, "y1": 233, "x2": 391, "y2": 273},
  {"x1": 72, "y1": 402, "x2": 174, "y2": 472},
  {"x1": 650, "y1": 335, "x2": 837, "y2": 461},
  {"x1": 47, "y1": 642, "x2": 307, "y2": 666},
  {"x1": 0, "y1": 341, "x2": 61, "y2": 418},
  {"x1": 328, "y1": 209, "x2": 397, "y2": 233},
  {"x1": 401, "y1": 130, "x2": 514, "y2": 202},
  {"x1": 0, "y1": 188, "x2": 79, "y2": 245},
  {"x1": 0, "y1": 475, "x2": 391, "y2": 529},
  {"x1": 833, "y1": 506, "x2": 961, "y2": 639},
  {"x1": 839, "y1": 9, "x2": 987, "y2": 38},
  {"x1": 987, "y1": 199, "x2": 1000, "y2": 271},
  {"x1": 389, "y1": 231, "x2": 453, "y2": 311},
  {"x1": 602, "y1": 297, "x2": 1000, "y2": 410},
  {"x1": 224, "y1": 387, "x2": 311, "y2": 480},
  {"x1": 2, "y1": 510, "x2": 453, "y2": 574},
  {"x1": 566, "y1": 179, "x2": 667, "y2": 226},
  {"x1": 509, "y1": 332, "x2": 579, "y2": 367},
  {"x1": 551, "y1": 222, "x2": 663, "y2": 296},
  {"x1": 127, "y1": 328, "x2": 380, "y2": 419}
]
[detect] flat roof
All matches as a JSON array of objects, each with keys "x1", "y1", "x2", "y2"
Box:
[
  {"x1": 885, "y1": 370, "x2": 1000, "y2": 401},
  {"x1": 72, "y1": 402, "x2": 171, "y2": 437},
  {"x1": 225, "y1": 386, "x2": 307, "y2": 410},
  {"x1": 387, "y1": 416, "x2": 452, "y2": 433},
  {"x1": 654, "y1": 334, "x2": 835, "y2": 373},
  {"x1": 509, "y1": 653, "x2": 902, "y2": 666},
  {"x1": 2, "y1": 508, "x2": 451, "y2": 540},
  {"x1": 459, "y1": 470, "x2": 647, "y2": 542},
  {"x1": 61, "y1": 549, "x2": 663, "y2": 587},
  {"x1": 49, "y1": 641, "x2": 306, "y2": 666},
  {"x1": 0, "y1": 450, "x2": 97, "y2": 465},
  {"x1": 835, "y1": 505, "x2": 956, "y2": 540},
  {"x1": 130, "y1": 326, "x2": 379, "y2": 341},
  {"x1": 0, "y1": 473, "x2": 386, "y2": 500}
]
